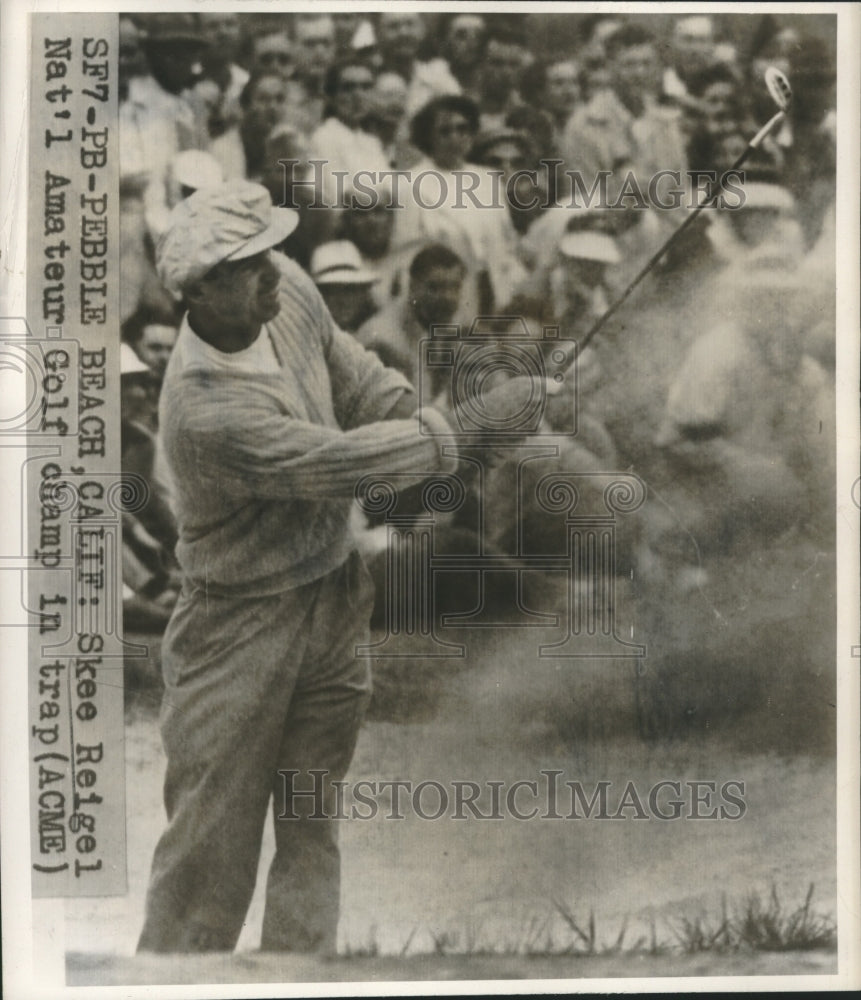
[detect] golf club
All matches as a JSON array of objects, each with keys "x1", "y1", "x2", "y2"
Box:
[{"x1": 578, "y1": 66, "x2": 793, "y2": 350}]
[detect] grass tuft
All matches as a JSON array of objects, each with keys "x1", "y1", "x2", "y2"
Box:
[
  {"x1": 340, "y1": 924, "x2": 380, "y2": 958},
  {"x1": 732, "y1": 883, "x2": 836, "y2": 952},
  {"x1": 339, "y1": 884, "x2": 835, "y2": 959}
]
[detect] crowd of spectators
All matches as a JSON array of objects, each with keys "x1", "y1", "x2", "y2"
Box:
[{"x1": 118, "y1": 11, "x2": 837, "y2": 638}]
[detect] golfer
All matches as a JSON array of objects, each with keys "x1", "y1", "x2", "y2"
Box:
[{"x1": 137, "y1": 180, "x2": 459, "y2": 953}]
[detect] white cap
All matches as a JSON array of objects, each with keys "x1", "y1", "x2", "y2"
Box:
[
  {"x1": 170, "y1": 150, "x2": 224, "y2": 193},
  {"x1": 674, "y1": 16, "x2": 714, "y2": 40},
  {"x1": 740, "y1": 182, "x2": 796, "y2": 212},
  {"x1": 157, "y1": 180, "x2": 299, "y2": 296},
  {"x1": 120, "y1": 342, "x2": 151, "y2": 376},
  {"x1": 310, "y1": 241, "x2": 379, "y2": 285},
  {"x1": 351, "y1": 19, "x2": 376, "y2": 50},
  {"x1": 559, "y1": 230, "x2": 621, "y2": 264}
]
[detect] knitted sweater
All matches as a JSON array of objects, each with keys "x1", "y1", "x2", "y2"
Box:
[{"x1": 159, "y1": 254, "x2": 457, "y2": 595}]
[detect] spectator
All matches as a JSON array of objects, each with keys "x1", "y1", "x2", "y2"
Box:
[
  {"x1": 122, "y1": 303, "x2": 181, "y2": 429},
  {"x1": 364, "y1": 71, "x2": 411, "y2": 166},
  {"x1": 393, "y1": 95, "x2": 526, "y2": 313},
  {"x1": 578, "y1": 17, "x2": 620, "y2": 100},
  {"x1": 310, "y1": 58, "x2": 390, "y2": 206},
  {"x1": 133, "y1": 313, "x2": 180, "y2": 383},
  {"x1": 477, "y1": 27, "x2": 529, "y2": 131},
  {"x1": 684, "y1": 63, "x2": 746, "y2": 173},
  {"x1": 310, "y1": 241, "x2": 380, "y2": 333},
  {"x1": 260, "y1": 125, "x2": 340, "y2": 270},
  {"x1": 442, "y1": 13, "x2": 487, "y2": 95},
  {"x1": 561, "y1": 22, "x2": 687, "y2": 190},
  {"x1": 339, "y1": 197, "x2": 406, "y2": 310},
  {"x1": 553, "y1": 229, "x2": 622, "y2": 336},
  {"x1": 291, "y1": 13, "x2": 337, "y2": 133},
  {"x1": 471, "y1": 126, "x2": 545, "y2": 234},
  {"x1": 332, "y1": 12, "x2": 365, "y2": 58},
  {"x1": 200, "y1": 12, "x2": 249, "y2": 130},
  {"x1": 210, "y1": 72, "x2": 287, "y2": 181},
  {"x1": 376, "y1": 11, "x2": 461, "y2": 117},
  {"x1": 663, "y1": 15, "x2": 718, "y2": 105},
  {"x1": 714, "y1": 179, "x2": 806, "y2": 269},
  {"x1": 784, "y1": 35, "x2": 837, "y2": 246},
  {"x1": 250, "y1": 29, "x2": 295, "y2": 80},
  {"x1": 121, "y1": 14, "x2": 211, "y2": 240},
  {"x1": 165, "y1": 148, "x2": 225, "y2": 205},
  {"x1": 748, "y1": 16, "x2": 798, "y2": 86},
  {"x1": 520, "y1": 57, "x2": 582, "y2": 153},
  {"x1": 357, "y1": 243, "x2": 466, "y2": 386},
  {"x1": 119, "y1": 16, "x2": 147, "y2": 103}
]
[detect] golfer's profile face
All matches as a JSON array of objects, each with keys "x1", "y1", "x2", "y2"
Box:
[{"x1": 206, "y1": 251, "x2": 282, "y2": 332}]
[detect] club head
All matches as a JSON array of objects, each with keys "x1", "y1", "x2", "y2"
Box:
[{"x1": 764, "y1": 66, "x2": 792, "y2": 112}]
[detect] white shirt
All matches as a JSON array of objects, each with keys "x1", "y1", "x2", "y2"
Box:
[
  {"x1": 309, "y1": 117, "x2": 390, "y2": 207},
  {"x1": 173, "y1": 315, "x2": 280, "y2": 376},
  {"x1": 120, "y1": 75, "x2": 198, "y2": 181},
  {"x1": 209, "y1": 127, "x2": 248, "y2": 181},
  {"x1": 121, "y1": 75, "x2": 209, "y2": 239},
  {"x1": 404, "y1": 58, "x2": 461, "y2": 117},
  {"x1": 391, "y1": 157, "x2": 526, "y2": 306}
]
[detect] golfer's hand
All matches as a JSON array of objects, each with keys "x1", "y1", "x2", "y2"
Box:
[
  {"x1": 457, "y1": 374, "x2": 563, "y2": 462},
  {"x1": 475, "y1": 372, "x2": 556, "y2": 421}
]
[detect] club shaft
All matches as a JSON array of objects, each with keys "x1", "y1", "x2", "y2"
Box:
[{"x1": 579, "y1": 112, "x2": 786, "y2": 350}]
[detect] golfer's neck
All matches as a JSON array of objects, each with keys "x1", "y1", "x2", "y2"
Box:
[{"x1": 188, "y1": 309, "x2": 262, "y2": 354}]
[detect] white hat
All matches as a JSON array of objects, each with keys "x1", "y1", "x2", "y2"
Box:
[
  {"x1": 120, "y1": 342, "x2": 151, "y2": 376},
  {"x1": 351, "y1": 19, "x2": 376, "y2": 50},
  {"x1": 559, "y1": 230, "x2": 621, "y2": 264},
  {"x1": 674, "y1": 16, "x2": 714, "y2": 40},
  {"x1": 310, "y1": 241, "x2": 379, "y2": 285},
  {"x1": 739, "y1": 182, "x2": 796, "y2": 213},
  {"x1": 170, "y1": 150, "x2": 224, "y2": 192},
  {"x1": 157, "y1": 180, "x2": 299, "y2": 295}
]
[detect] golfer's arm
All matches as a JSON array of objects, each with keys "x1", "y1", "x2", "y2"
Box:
[
  {"x1": 325, "y1": 320, "x2": 417, "y2": 429},
  {"x1": 382, "y1": 390, "x2": 420, "y2": 421},
  {"x1": 184, "y1": 403, "x2": 458, "y2": 501}
]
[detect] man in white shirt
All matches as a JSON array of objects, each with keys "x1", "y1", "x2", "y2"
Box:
[
  {"x1": 289, "y1": 13, "x2": 337, "y2": 135},
  {"x1": 375, "y1": 10, "x2": 461, "y2": 117},
  {"x1": 199, "y1": 11, "x2": 249, "y2": 128},
  {"x1": 310, "y1": 58, "x2": 390, "y2": 206},
  {"x1": 121, "y1": 14, "x2": 212, "y2": 241},
  {"x1": 561, "y1": 22, "x2": 688, "y2": 192}
]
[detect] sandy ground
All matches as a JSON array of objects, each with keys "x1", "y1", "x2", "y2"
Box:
[
  {"x1": 64, "y1": 611, "x2": 837, "y2": 984},
  {"x1": 67, "y1": 948, "x2": 837, "y2": 985}
]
